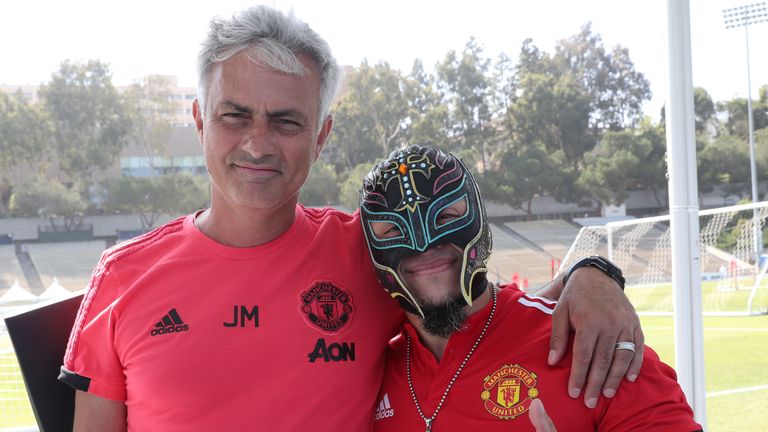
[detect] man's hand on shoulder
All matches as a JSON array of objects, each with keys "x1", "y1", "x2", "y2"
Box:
[{"x1": 540, "y1": 265, "x2": 644, "y2": 408}]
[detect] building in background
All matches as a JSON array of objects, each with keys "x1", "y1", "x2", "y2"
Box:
[{"x1": 1, "y1": 77, "x2": 204, "y2": 180}]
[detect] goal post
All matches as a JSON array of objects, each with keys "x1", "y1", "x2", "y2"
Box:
[{"x1": 562, "y1": 201, "x2": 768, "y2": 316}]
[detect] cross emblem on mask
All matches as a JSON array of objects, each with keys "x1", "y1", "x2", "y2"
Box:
[{"x1": 379, "y1": 153, "x2": 435, "y2": 212}]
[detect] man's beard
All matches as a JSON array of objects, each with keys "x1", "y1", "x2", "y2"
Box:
[{"x1": 420, "y1": 294, "x2": 468, "y2": 338}]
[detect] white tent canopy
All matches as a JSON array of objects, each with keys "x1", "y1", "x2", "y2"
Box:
[
  {"x1": 0, "y1": 280, "x2": 38, "y2": 305},
  {"x1": 38, "y1": 277, "x2": 72, "y2": 301}
]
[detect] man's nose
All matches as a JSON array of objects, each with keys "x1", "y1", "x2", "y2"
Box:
[{"x1": 241, "y1": 119, "x2": 276, "y2": 157}]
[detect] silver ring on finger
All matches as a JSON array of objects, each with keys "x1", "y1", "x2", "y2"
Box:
[{"x1": 614, "y1": 341, "x2": 636, "y2": 352}]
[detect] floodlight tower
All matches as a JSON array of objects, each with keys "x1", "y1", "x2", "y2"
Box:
[{"x1": 723, "y1": 2, "x2": 767, "y2": 268}]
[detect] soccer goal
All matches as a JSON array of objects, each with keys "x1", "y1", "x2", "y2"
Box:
[{"x1": 562, "y1": 202, "x2": 768, "y2": 316}]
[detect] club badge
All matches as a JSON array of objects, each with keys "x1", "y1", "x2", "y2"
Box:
[
  {"x1": 480, "y1": 364, "x2": 539, "y2": 420},
  {"x1": 299, "y1": 281, "x2": 353, "y2": 334}
]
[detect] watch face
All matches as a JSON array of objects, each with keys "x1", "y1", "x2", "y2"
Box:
[{"x1": 595, "y1": 257, "x2": 614, "y2": 274}]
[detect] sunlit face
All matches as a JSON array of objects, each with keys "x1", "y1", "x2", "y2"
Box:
[
  {"x1": 370, "y1": 198, "x2": 469, "y2": 306},
  {"x1": 193, "y1": 52, "x2": 331, "y2": 211}
]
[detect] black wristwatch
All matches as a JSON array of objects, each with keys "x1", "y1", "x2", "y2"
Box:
[{"x1": 563, "y1": 256, "x2": 625, "y2": 290}]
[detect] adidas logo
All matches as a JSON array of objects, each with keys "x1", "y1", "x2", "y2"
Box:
[
  {"x1": 150, "y1": 308, "x2": 189, "y2": 337},
  {"x1": 374, "y1": 393, "x2": 394, "y2": 420}
]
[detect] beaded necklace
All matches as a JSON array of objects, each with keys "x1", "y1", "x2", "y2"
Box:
[{"x1": 405, "y1": 286, "x2": 497, "y2": 432}]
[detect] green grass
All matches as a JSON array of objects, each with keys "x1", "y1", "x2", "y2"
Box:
[
  {"x1": 627, "y1": 277, "x2": 768, "y2": 313},
  {"x1": 0, "y1": 351, "x2": 36, "y2": 429},
  {"x1": 642, "y1": 314, "x2": 768, "y2": 432}
]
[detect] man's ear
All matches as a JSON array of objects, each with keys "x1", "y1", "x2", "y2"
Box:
[
  {"x1": 314, "y1": 114, "x2": 334, "y2": 161},
  {"x1": 193, "y1": 98, "x2": 204, "y2": 145}
]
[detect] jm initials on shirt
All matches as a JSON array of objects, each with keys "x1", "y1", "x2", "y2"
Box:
[{"x1": 223, "y1": 305, "x2": 259, "y2": 327}]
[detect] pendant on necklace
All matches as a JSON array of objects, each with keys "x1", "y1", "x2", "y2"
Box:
[{"x1": 425, "y1": 418, "x2": 433, "y2": 432}]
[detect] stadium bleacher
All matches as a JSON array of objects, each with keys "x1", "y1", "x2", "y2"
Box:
[
  {"x1": 0, "y1": 246, "x2": 26, "y2": 297},
  {"x1": 487, "y1": 220, "x2": 579, "y2": 288},
  {"x1": 505, "y1": 220, "x2": 580, "y2": 260},
  {"x1": 0, "y1": 224, "x2": 584, "y2": 295},
  {"x1": 25, "y1": 241, "x2": 106, "y2": 293}
]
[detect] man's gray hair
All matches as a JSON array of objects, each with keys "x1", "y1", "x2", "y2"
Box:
[{"x1": 197, "y1": 6, "x2": 343, "y2": 130}]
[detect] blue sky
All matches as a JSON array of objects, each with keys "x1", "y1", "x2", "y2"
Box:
[{"x1": 2, "y1": 0, "x2": 766, "y2": 119}]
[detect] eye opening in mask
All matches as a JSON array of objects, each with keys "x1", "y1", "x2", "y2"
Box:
[
  {"x1": 434, "y1": 196, "x2": 469, "y2": 228},
  {"x1": 370, "y1": 220, "x2": 404, "y2": 240}
]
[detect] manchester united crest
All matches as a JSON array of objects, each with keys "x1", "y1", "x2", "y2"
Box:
[
  {"x1": 299, "y1": 281, "x2": 353, "y2": 334},
  {"x1": 480, "y1": 364, "x2": 539, "y2": 419}
]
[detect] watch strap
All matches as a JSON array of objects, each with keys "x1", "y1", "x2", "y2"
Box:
[{"x1": 562, "y1": 256, "x2": 626, "y2": 290}]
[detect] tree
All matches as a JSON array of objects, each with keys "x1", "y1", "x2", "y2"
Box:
[
  {"x1": 502, "y1": 45, "x2": 591, "y2": 201},
  {"x1": 38, "y1": 60, "x2": 132, "y2": 188},
  {"x1": 579, "y1": 122, "x2": 667, "y2": 208},
  {"x1": 633, "y1": 120, "x2": 668, "y2": 207},
  {"x1": 299, "y1": 161, "x2": 340, "y2": 206},
  {"x1": 484, "y1": 141, "x2": 572, "y2": 220},
  {"x1": 122, "y1": 75, "x2": 175, "y2": 171},
  {"x1": 756, "y1": 128, "x2": 768, "y2": 182},
  {"x1": 436, "y1": 38, "x2": 496, "y2": 170},
  {"x1": 338, "y1": 163, "x2": 375, "y2": 212},
  {"x1": 0, "y1": 91, "x2": 51, "y2": 214},
  {"x1": 506, "y1": 39, "x2": 596, "y2": 168},
  {"x1": 719, "y1": 89, "x2": 768, "y2": 140},
  {"x1": 0, "y1": 91, "x2": 51, "y2": 173},
  {"x1": 102, "y1": 173, "x2": 209, "y2": 229},
  {"x1": 489, "y1": 52, "x2": 517, "y2": 128},
  {"x1": 693, "y1": 87, "x2": 716, "y2": 135},
  {"x1": 403, "y1": 60, "x2": 450, "y2": 148},
  {"x1": 328, "y1": 61, "x2": 409, "y2": 170},
  {"x1": 698, "y1": 134, "x2": 751, "y2": 197},
  {"x1": 10, "y1": 177, "x2": 87, "y2": 230},
  {"x1": 553, "y1": 23, "x2": 652, "y2": 131}
]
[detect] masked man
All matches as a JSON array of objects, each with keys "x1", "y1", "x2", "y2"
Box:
[{"x1": 361, "y1": 145, "x2": 702, "y2": 431}]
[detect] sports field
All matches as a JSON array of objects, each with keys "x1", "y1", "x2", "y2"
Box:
[
  {"x1": 1, "y1": 314, "x2": 766, "y2": 430},
  {"x1": 626, "y1": 277, "x2": 768, "y2": 314},
  {"x1": 641, "y1": 314, "x2": 768, "y2": 432},
  {"x1": 0, "y1": 335, "x2": 35, "y2": 429}
]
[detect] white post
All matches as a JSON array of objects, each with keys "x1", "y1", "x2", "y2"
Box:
[
  {"x1": 744, "y1": 22, "x2": 762, "y2": 271},
  {"x1": 665, "y1": 0, "x2": 707, "y2": 427}
]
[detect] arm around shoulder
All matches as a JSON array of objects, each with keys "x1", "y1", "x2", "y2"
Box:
[
  {"x1": 73, "y1": 390, "x2": 126, "y2": 432},
  {"x1": 545, "y1": 262, "x2": 644, "y2": 408}
]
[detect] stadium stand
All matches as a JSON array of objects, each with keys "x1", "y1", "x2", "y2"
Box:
[
  {"x1": 25, "y1": 241, "x2": 106, "y2": 293},
  {"x1": 0, "y1": 246, "x2": 27, "y2": 298},
  {"x1": 487, "y1": 221, "x2": 579, "y2": 288},
  {"x1": 504, "y1": 220, "x2": 581, "y2": 261},
  {"x1": 4, "y1": 223, "x2": 582, "y2": 294}
]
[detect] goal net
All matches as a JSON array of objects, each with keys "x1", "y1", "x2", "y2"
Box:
[{"x1": 562, "y1": 202, "x2": 768, "y2": 316}]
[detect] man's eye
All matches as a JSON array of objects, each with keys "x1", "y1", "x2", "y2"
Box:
[
  {"x1": 373, "y1": 223, "x2": 401, "y2": 239},
  {"x1": 438, "y1": 213, "x2": 458, "y2": 221},
  {"x1": 385, "y1": 226, "x2": 401, "y2": 235},
  {"x1": 436, "y1": 212, "x2": 461, "y2": 226},
  {"x1": 274, "y1": 119, "x2": 302, "y2": 130},
  {"x1": 221, "y1": 113, "x2": 245, "y2": 121}
]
